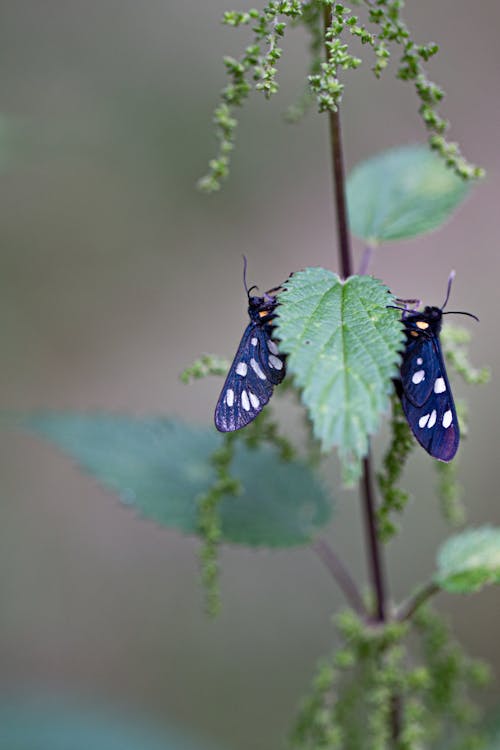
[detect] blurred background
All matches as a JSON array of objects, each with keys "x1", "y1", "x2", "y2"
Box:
[{"x1": 0, "y1": 1, "x2": 498, "y2": 748}]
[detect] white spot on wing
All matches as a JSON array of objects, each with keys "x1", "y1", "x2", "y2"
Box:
[
  {"x1": 417, "y1": 357, "x2": 423, "y2": 365},
  {"x1": 226, "y1": 389, "x2": 234, "y2": 407},
  {"x1": 442, "y1": 410, "x2": 453, "y2": 428},
  {"x1": 241, "y1": 390, "x2": 250, "y2": 411},
  {"x1": 251, "y1": 337, "x2": 258, "y2": 346},
  {"x1": 250, "y1": 358, "x2": 266, "y2": 380},
  {"x1": 249, "y1": 392, "x2": 260, "y2": 409},
  {"x1": 427, "y1": 409, "x2": 437, "y2": 428},
  {"x1": 412, "y1": 369, "x2": 425, "y2": 384},
  {"x1": 236, "y1": 362, "x2": 248, "y2": 377},
  {"x1": 434, "y1": 377, "x2": 446, "y2": 394},
  {"x1": 267, "y1": 339, "x2": 279, "y2": 355},
  {"x1": 268, "y1": 354, "x2": 283, "y2": 370},
  {"x1": 419, "y1": 414, "x2": 430, "y2": 428}
]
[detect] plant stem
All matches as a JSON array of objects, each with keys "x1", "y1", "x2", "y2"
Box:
[
  {"x1": 396, "y1": 581, "x2": 441, "y2": 622},
  {"x1": 358, "y1": 244, "x2": 375, "y2": 276},
  {"x1": 323, "y1": 8, "x2": 352, "y2": 280},
  {"x1": 361, "y1": 453, "x2": 387, "y2": 621},
  {"x1": 312, "y1": 538, "x2": 368, "y2": 617},
  {"x1": 323, "y1": 5, "x2": 397, "y2": 738},
  {"x1": 326, "y1": 110, "x2": 352, "y2": 279},
  {"x1": 323, "y1": 6, "x2": 388, "y2": 625}
]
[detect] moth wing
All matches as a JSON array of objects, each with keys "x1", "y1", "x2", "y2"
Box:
[
  {"x1": 255, "y1": 325, "x2": 287, "y2": 386},
  {"x1": 214, "y1": 324, "x2": 275, "y2": 432},
  {"x1": 401, "y1": 345, "x2": 459, "y2": 461},
  {"x1": 400, "y1": 334, "x2": 438, "y2": 407}
]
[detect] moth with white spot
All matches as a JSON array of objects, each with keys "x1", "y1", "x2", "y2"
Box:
[
  {"x1": 396, "y1": 272, "x2": 478, "y2": 462},
  {"x1": 214, "y1": 267, "x2": 286, "y2": 432}
]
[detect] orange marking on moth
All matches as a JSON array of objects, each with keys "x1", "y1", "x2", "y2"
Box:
[{"x1": 416, "y1": 320, "x2": 429, "y2": 330}]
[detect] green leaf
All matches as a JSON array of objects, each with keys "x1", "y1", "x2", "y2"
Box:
[
  {"x1": 276, "y1": 269, "x2": 404, "y2": 483},
  {"x1": 19, "y1": 413, "x2": 332, "y2": 547},
  {"x1": 346, "y1": 144, "x2": 471, "y2": 243},
  {"x1": 435, "y1": 527, "x2": 500, "y2": 594},
  {"x1": 0, "y1": 694, "x2": 215, "y2": 750},
  {"x1": 482, "y1": 718, "x2": 500, "y2": 750}
]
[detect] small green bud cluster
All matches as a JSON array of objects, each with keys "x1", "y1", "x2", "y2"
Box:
[
  {"x1": 180, "y1": 353, "x2": 230, "y2": 383},
  {"x1": 285, "y1": 1, "x2": 324, "y2": 123},
  {"x1": 201, "y1": 0, "x2": 483, "y2": 190},
  {"x1": 240, "y1": 408, "x2": 296, "y2": 460},
  {"x1": 362, "y1": 0, "x2": 483, "y2": 180},
  {"x1": 441, "y1": 325, "x2": 490, "y2": 386},
  {"x1": 432, "y1": 325, "x2": 490, "y2": 525},
  {"x1": 189, "y1": 396, "x2": 295, "y2": 614},
  {"x1": 377, "y1": 394, "x2": 414, "y2": 542},
  {"x1": 435, "y1": 455, "x2": 465, "y2": 527},
  {"x1": 292, "y1": 606, "x2": 489, "y2": 749},
  {"x1": 197, "y1": 435, "x2": 240, "y2": 616},
  {"x1": 199, "y1": 2, "x2": 304, "y2": 192},
  {"x1": 412, "y1": 606, "x2": 490, "y2": 745},
  {"x1": 378, "y1": 325, "x2": 488, "y2": 539},
  {"x1": 309, "y1": 5, "x2": 362, "y2": 113}
]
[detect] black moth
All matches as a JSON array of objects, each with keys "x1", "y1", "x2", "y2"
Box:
[
  {"x1": 396, "y1": 272, "x2": 478, "y2": 462},
  {"x1": 214, "y1": 264, "x2": 286, "y2": 432}
]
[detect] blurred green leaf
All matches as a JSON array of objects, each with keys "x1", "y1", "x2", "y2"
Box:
[
  {"x1": 0, "y1": 695, "x2": 216, "y2": 750},
  {"x1": 346, "y1": 144, "x2": 471, "y2": 243},
  {"x1": 435, "y1": 527, "x2": 500, "y2": 594},
  {"x1": 276, "y1": 269, "x2": 404, "y2": 483},
  {"x1": 20, "y1": 413, "x2": 332, "y2": 547},
  {"x1": 482, "y1": 718, "x2": 500, "y2": 750}
]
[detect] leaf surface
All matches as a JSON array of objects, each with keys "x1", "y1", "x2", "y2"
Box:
[
  {"x1": 435, "y1": 527, "x2": 500, "y2": 594},
  {"x1": 276, "y1": 269, "x2": 403, "y2": 482},
  {"x1": 347, "y1": 144, "x2": 471, "y2": 243},
  {"x1": 20, "y1": 413, "x2": 332, "y2": 547},
  {"x1": 0, "y1": 695, "x2": 215, "y2": 750}
]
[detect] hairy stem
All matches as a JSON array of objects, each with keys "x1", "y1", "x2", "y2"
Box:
[
  {"x1": 312, "y1": 538, "x2": 368, "y2": 617},
  {"x1": 358, "y1": 244, "x2": 375, "y2": 276},
  {"x1": 326, "y1": 108, "x2": 352, "y2": 279},
  {"x1": 323, "y1": 6, "x2": 388, "y2": 625},
  {"x1": 361, "y1": 453, "x2": 387, "y2": 621},
  {"x1": 323, "y1": 4, "x2": 396, "y2": 738},
  {"x1": 396, "y1": 581, "x2": 441, "y2": 622},
  {"x1": 324, "y1": 9, "x2": 352, "y2": 280}
]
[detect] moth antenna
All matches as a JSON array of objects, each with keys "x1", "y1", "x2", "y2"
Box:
[
  {"x1": 393, "y1": 297, "x2": 422, "y2": 311},
  {"x1": 395, "y1": 297, "x2": 421, "y2": 306},
  {"x1": 441, "y1": 269, "x2": 456, "y2": 310},
  {"x1": 242, "y1": 254, "x2": 249, "y2": 295},
  {"x1": 242, "y1": 255, "x2": 259, "y2": 297},
  {"x1": 442, "y1": 310, "x2": 479, "y2": 322}
]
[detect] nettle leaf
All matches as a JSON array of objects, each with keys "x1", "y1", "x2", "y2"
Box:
[
  {"x1": 435, "y1": 527, "x2": 500, "y2": 594},
  {"x1": 0, "y1": 695, "x2": 214, "y2": 750},
  {"x1": 482, "y1": 720, "x2": 500, "y2": 750},
  {"x1": 20, "y1": 413, "x2": 332, "y2": 547},
  {"x1": 347, "y1": 144, "x2": 471, "y2": 243},
  {"x1": 276, "y1": 269, "x2": 404, "y2": 483}
]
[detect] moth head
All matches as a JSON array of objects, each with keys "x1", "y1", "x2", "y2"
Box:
[{"x1": 422, "y1": 305, "x2": 443, "y2": 321}]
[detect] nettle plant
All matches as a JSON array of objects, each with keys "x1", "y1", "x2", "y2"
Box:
[{"x1": 15, "y1": 2, "x2": 499, "y2": 749}]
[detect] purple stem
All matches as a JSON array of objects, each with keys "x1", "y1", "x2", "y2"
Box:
[
  {"x1": 312, "y1": 538, "x2": 368, "y2": 617},
  {"x1": 323, "y1": 4, "x2": 388, "y2": 625},
  {"x1": 358, "y1": 245, "x2": 375, "y2": 276},
  {"x1": 323, "y1": 5, "x2": 398, "y2": 740}
]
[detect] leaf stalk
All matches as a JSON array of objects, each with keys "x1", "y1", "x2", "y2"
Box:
[{"x1": 312, "y1": 537, "x2": 368, "y2": 617}]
